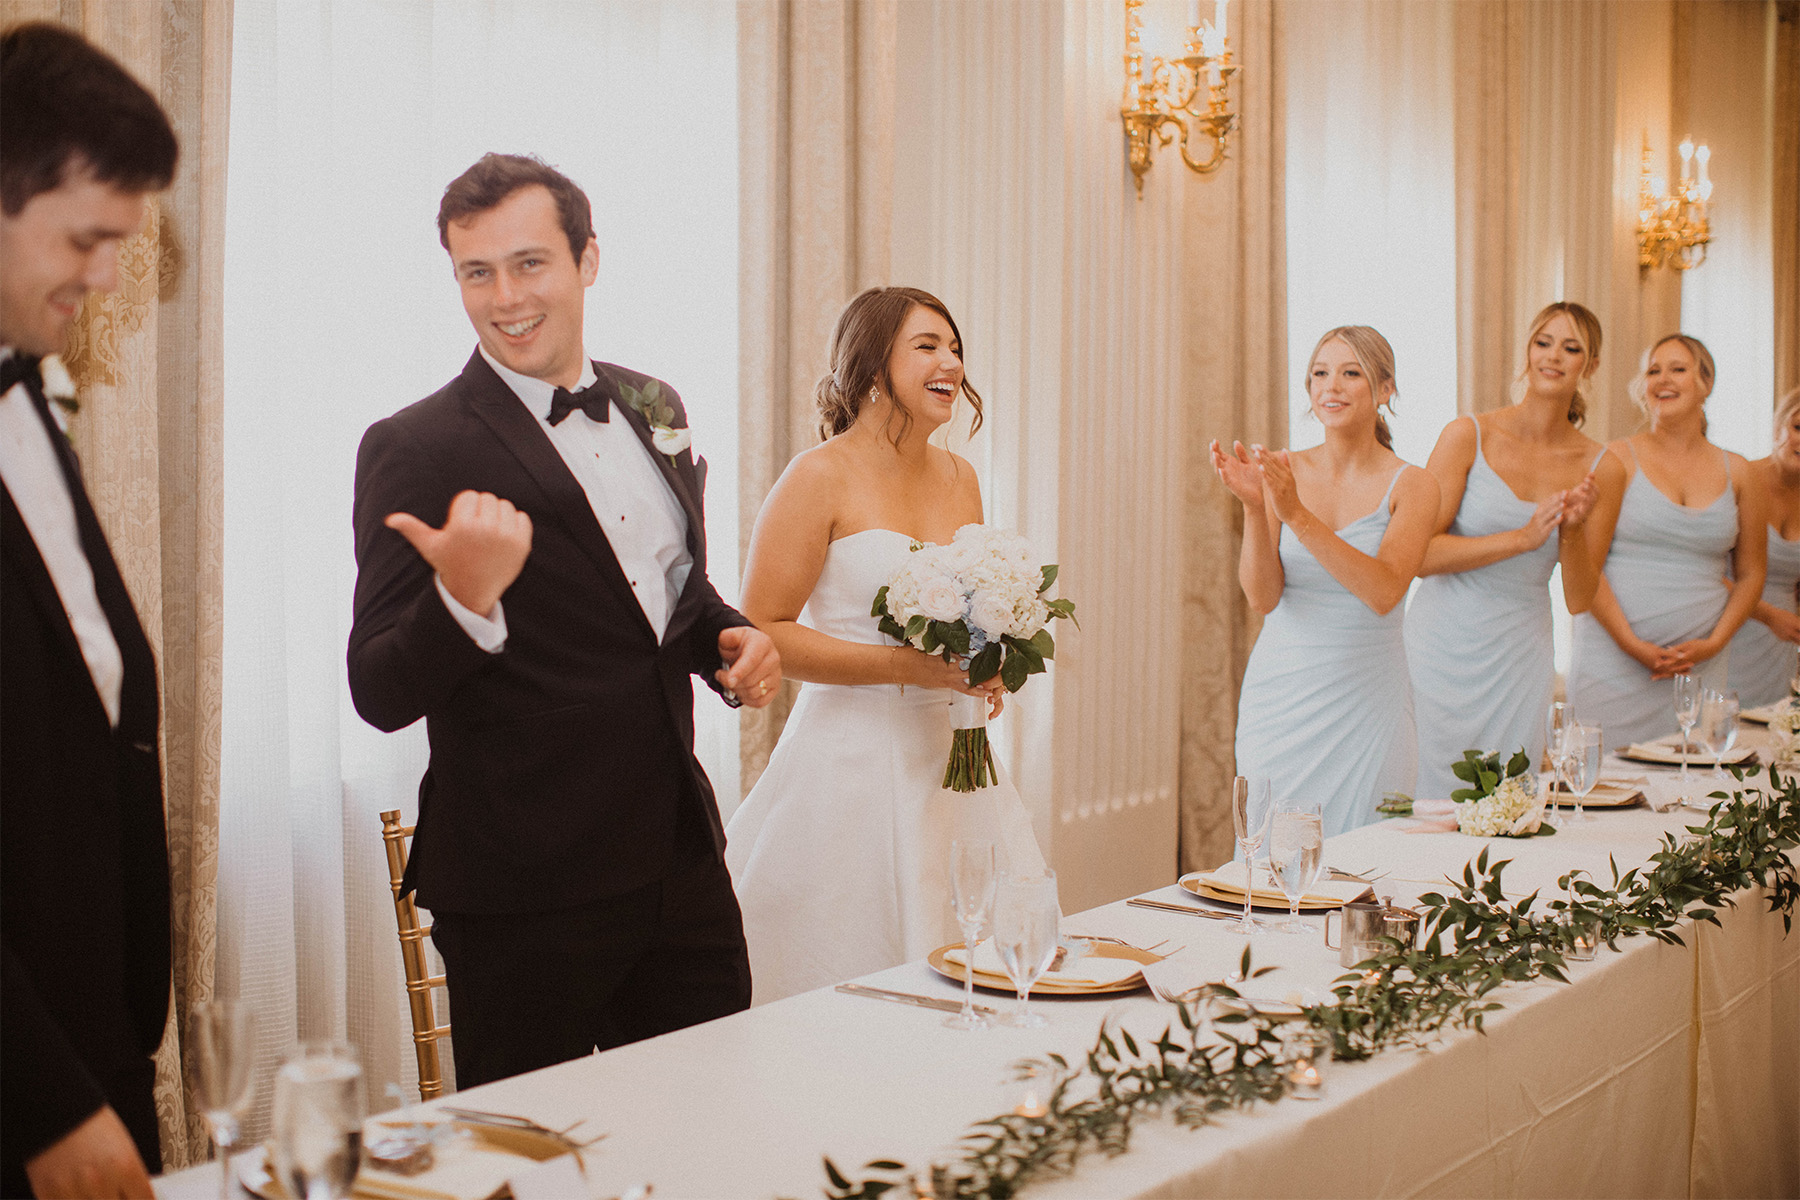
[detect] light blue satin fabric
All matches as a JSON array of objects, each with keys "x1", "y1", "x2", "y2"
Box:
[
  {"x1": 1726, "y1": 525, "x2": 1800, "y2": 708},
  {"x1": 1405, "y1": 422, "x2": 1599, "y2": 799},
  {"x1": 1235, "y1": 469, "x2": 1416, "y2": 838},
  {"x1": 1569, "y1": 451, "x2": 1736, "y2": 745}
]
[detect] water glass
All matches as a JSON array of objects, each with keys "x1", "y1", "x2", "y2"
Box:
[
  {"x1": 1563, "y1": 723, "x2": 1602, "y2": 823},
  {"x1": 1673, "y1": 673, "x2": 1700, "y2": 801},
  {"x1": 993, "y1": 872, "x2": 1061, "y2": 1029},
  {"x1": 1228, "y1": 776, "x2": 1273, "y2": 934},
  {"x1": 1697, "y1": 687, "x2": 1740, "y2": 802},
  {"x1": 1268, "y1": 802, "x2": 1323, "y2": 934},
  {"x1": 187, "y1": 1001, "x2": 255, "y2": 1200},
  {"x1": 271, "y1": 1040, "x2": 365, "y2": 1200},
  {"x1": 945, "y1": 840, "x2": 997, "y2": 1031}
]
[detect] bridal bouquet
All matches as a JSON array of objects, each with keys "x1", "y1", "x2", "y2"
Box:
[
  {"x1": 872, "y1": 524, "x2": 1076, "y2": 792},
  {"x1": 1450, "y1": 748, "x2": 1552, "y2": 837},
  {"x1": 1769, "y1": 704, "x2": 1800, "y2": 766}
]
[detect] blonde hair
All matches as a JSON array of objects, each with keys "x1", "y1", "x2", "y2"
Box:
[
  {"x1": 1629, "y1": 333, "x2": 1716, "y2": 427},
  {"x1": 1513, "y1": 301, "x2": 1602, "y2": 427},
  {"x1": 1305, "y1": 326, "x2": 1398, "y2": 450}
]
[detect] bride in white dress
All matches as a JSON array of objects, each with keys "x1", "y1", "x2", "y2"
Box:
[{"x1": 724, "y1": 287, "x2": 1048, "y2": 1006}]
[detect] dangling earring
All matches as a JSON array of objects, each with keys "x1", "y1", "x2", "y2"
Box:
[{"x1": 868, "y1": 385, "x2": 880, "y2": 405}]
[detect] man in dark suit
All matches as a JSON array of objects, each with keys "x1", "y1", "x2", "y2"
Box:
[
  {"x1": 348, "y1": 153, "x2": 779, "y2": 1089},
  {"x1": 1, "y1": 21, "x2": 180, "y2": 1200}
]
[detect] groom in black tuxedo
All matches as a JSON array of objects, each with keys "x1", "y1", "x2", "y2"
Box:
[
  {"x1": 1, "y1": 21, "x2": 179, "y2": 1199},
  {"x1": 348, "y1": 153, "x2": 777, "y2": 1088}
]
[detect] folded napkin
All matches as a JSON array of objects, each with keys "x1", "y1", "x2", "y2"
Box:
[
  {"x1": 1185, "y1": 861, "x2": 1369, "y2": 908},
  {"x1": 942, "y1": 939, "x2": 1142, "y2": 987},
  {"x1": 357, "y1": 1121, "x2": 572, "y2": 1200}
]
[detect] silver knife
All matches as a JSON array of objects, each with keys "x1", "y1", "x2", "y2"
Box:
[
  {"x1": 835, "y1": 983, "x2": 997, "y2": 1015},
  {"x1": 1127, "y1": 897, "x2": 1238, "y2": 921}
]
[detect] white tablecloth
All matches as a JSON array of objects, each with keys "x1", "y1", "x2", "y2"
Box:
[{"x1": 159, "y1": 777, "x2": 1799, "y2": 1200}]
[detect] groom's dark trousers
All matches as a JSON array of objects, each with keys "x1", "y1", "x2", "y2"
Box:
[{"x1": 348, "y1": 350, "x2": 752, "y2": 1088}]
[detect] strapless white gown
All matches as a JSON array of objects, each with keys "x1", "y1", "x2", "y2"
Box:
[{"x1": 724, "y1": 529, "x2": 1048, "y2": 1006}]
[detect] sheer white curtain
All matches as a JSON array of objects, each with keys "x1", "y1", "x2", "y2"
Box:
[
  {"x1": 222, "y1": 0, "x2": 739, "y2": 1134},
  {"x1": 1283, "y1": 0, "x2": 1457, "y2": 467}
]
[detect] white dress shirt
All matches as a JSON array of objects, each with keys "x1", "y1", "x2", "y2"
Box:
[
  {"x1": 0, "y1": 351, "x2": 124, "y2": 727},
  {"x1": 441, "y1": 349, "x2": 693, "y2": 650}
]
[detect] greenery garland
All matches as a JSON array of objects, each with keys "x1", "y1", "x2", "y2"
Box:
[{"x1": 821, "y1": 766, "x2": 1800, "y2": 1199}]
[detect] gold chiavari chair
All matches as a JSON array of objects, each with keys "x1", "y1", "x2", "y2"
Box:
[{"x1": 380, "y1": 810, "x2": 450, "y2": 1100}]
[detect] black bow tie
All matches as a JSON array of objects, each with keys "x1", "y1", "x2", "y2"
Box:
[
  {"x1": 0, "y1": 353, "x2": 43, "y2": 396},
  {"x1": 547, "y1": 382, "x2": 610, "y2": 426}
]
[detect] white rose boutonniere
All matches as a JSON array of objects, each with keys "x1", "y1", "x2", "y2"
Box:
[
  {"x1": 39, "y1": 354, "x2": 79, "y2": 427},
  {"x1": 618, "y1": 378, "x2": 689, "y2": 465}
]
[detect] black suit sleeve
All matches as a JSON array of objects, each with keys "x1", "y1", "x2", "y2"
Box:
[
  {"x1": 0, "y1": 945, "x2": 108, "y2": 1168},
  {"x1": 687, "y1": 576, "x2": 754, "y2": 702},
  {"x1": 346, "y1": 416, "x2": 497, "y2": 732}
]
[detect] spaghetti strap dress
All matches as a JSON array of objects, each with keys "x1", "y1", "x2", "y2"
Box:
[
  {"x1": 1234, "y1": 467, "x2": 1416, "y2": 837},
  {"x1": 1406, "y1": 421, "x2": 1607, "y2": 797},
  {"x1": 1726, "y1": 525, "x2": 1800, "y2": 708},
  {"x1": 1568, "y1": 444, "x2": 1736, "y2": 745}
]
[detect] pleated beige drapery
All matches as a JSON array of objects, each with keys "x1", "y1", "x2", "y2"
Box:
[
  {"x1": 1777, "y1": 1, "x2": 1799, "y2": 397},
  {"x1": 0, "y1": 0, "x2": 229, "y2": 1170}
]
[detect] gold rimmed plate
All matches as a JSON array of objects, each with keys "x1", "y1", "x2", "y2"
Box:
[
  {"x1": 926, "y1": 941, "x2": 1155, "y2": 996},
  {"x1": 1179, "y1": 875, "x2": 1360, "y2": 913},
  {"x1": 1546, "y1": 781, "x2": 1644, "y2": 808}
]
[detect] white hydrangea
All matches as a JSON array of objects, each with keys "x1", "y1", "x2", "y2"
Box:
[
  {"x1": 1770, "y1": 704, "x2": 1800, "y2": 766},
  {"x1": 1455, "y1": 774, "x2": 1545, "y2": 838},
  {"x1": 881, "y1": 524, "x2": 1055, "y2": 654}
]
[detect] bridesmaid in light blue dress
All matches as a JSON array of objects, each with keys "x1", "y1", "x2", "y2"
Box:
[
  {"x1": 1728, "y1": 387, "x2": 1800, "y2": 708},
  {"x1": 1213, "y1": 326, "x2": 1439, "y2": 837},
  {"x1": 1406, "y1": 304, "x2": 1624, "y2": 798},
  {"x1": 1569, "y1": 335, "x2": 1767, "y2": 746}
]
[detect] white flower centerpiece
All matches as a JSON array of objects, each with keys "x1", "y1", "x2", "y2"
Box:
[
  {"x1": 1768, "y1": 704, "x2": 1800, "y2": 767},
  {"x1": 873, "y1": 524, "x2": 1076, "y2": 792},
  {"x1": 1450, "y1": 748, "x2": 1554, "y2": 838}
]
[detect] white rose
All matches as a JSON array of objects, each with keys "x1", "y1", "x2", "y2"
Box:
[
  {"x1": 39, "y1": 354, "x2": 77, "y2": 401},
  {"x1": 916, "y1": 576, "x2": 965, "y2": 622},
  {"x1": 652, "y1": 425, "x2": 692, "y2": 456},
  {"x1": 969, "y1": 591, "x2": 1014, "y2": 639}
]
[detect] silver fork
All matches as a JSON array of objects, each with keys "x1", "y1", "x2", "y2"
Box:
[{"x1": 1079, "y1": 934, "x2": 1177, "y2": 956}]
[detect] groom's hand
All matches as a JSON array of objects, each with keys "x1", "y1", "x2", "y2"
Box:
[
  {"x1": 717, "y1": 626, "x2": 780, "y2": 708},
  {"x1": 386, "y1": 490, "x2": 533, "y2": 618}
]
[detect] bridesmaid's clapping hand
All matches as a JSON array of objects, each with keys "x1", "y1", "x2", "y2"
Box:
[
  {"x1": 1210, "y1": 439, "x2": 1265, "y2": 510},
  {"x1": 1561, "y1": 473, "x2": 1600, "y2": 527},
  {"x1": 1517, "y1": 492, "x2": 1565, "y2": 551},
  {"x1": 1253, "y1": 446, "x2": 1305, "y2": 526}
]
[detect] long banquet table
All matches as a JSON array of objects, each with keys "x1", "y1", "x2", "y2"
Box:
[{"x1": 161, "y1": 765, "x2": 1799, "y2": 1200}]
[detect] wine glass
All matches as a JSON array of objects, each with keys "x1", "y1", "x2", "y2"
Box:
[
  {"x1": 993, "y1": 872, "x2": 1060, "y2": 1029},
  {"x1": 1267, "y1": 802, "x2": 1324, "y2": 934},
  {"x1": 1672, "y1": 673, "x2": 1700, "y2": 803},
  {"x1": 1697, "y1": 688, "x2": 1740, "y2": 803},
  {"x1": 1228, "y1": 776, "x2": 1273, "y2": 934},
  {"x1": 187, "y1": 1001, "x2": 255, "y2": 1200},
  {"x1": 1563, "y1": 723, "x2": 1602, "y2": 823},
  {"x1": 271, "y1": 1040, "x2": 365, "y2": 1200},
  {"x1": 945, "y1": 840, "x2": 997, "y2": 1031}
]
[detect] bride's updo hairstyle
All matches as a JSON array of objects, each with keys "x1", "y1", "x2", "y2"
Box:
[
  {"x1": 1512, "y1": 301, "x2": 1602, "y2": 427},
  {"x1": 1305, "y1": 325, "x2": 1398, "y2": 451},
  {"x1": 815, "y1": 286, "x2": 985, "y2": 443},
  {"x1": 1629, "y1": 332, "x2": 1716, "y2": 429}
]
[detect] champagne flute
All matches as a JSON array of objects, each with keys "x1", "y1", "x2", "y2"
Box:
[
  {"x1": 1228, "y1": 776, "x2": 1273, "y2": 934},
  {"x1": 1544, "y1": 702, "x2": 1573, "y2": 827},
  {"x1": 187, "y1": 1001, "x2": 255, "y2": 1200},
  {"x1": 945, "y1": 840, "x2": 997, "y2": 1031},
  {"x1": 1698, "y1": 688, "x2": 1740, "y2": 803},
  {"x1": 1672, "y1": 673, "x2": 1700, "y2": 802},
  {"x1": 1268, "y1": 802, "x2": 1323, "y2": 934},
  {"x1": 1564, "y1": 723, "x2": 1602, "y2": 823},
  {"x1": 271, "y1": 1040, "x2": 364, "y2": 1200},
  {"x1": 993, "y1": 872, "x2": 1060, "y2": 1029}
]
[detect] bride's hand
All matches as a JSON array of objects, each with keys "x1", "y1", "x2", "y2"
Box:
[{"x1": 901, "y1": 648, "x2": 1007, "y2": 714}]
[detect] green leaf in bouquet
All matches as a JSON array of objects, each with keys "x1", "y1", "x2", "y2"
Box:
[
  {"x1": 1451, "y1": 759, "x2": 1480, "y2": 784},
  {"x1": 1477, "y1": 769, "x2": 1498, "y2": 792},
  {"x1": 876, "y1": 616, "x2": 906, "y2": 642},
  {"x1": 903, "y1": 614, "x2": 928, "y2": 641},
  {"x1": 1451, "y1": 787, "x2": 1479, "y2": 802},
  {"x1": 1505, "y1": 748, "x2": 1532, "y2": 778},
  {"x1": 1046, "y1": 598, "x2": 1079, "y2": 627},
  {"x1": 1030, "y1": 628, "x2": 1056, "y2": 659},
  {"x1": 871, "y1": 585, "x2": 890, "y2": 618},
  {"x1": 1528, "y1": 823, "x2": 1558, "y2": 836},
  {"x1": 921, "y1": 625, "x2": 941, "y2": 653},
  {"x1": 1039, "y1": 563, "x2": 1059, "y2": 594},
  {"x1": 1003, "y1": 636, "x2": 1045, "y2": 673},
  {"x1": 1001, "y1": 650, "x2": 1032, "y2": 692},
  {"x1": 935, "y1": 621, "x2": 971, "y2": 654},
  {"x1": 968, "y1": 643, "x2": 1003, "y2": 685}
]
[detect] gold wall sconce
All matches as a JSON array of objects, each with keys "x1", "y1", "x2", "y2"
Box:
[
  {"x1": 1637, "y1": 134, "x2": 1712, "y2": 272},
  {"x1": 1121, "y1": 0, "x2": 1240, "y2": 197}
]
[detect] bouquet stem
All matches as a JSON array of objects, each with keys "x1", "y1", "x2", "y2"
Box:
[{"x1": 944, "y1": 694, "x2": 998, "y2": 793}]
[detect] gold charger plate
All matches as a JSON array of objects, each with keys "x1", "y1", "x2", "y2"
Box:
[
  {"x1": 1546, "y1": 781, "x2": 1644, "y2": 808},
  {"x1": 926, "y1": 941, "x2": 1155, "y2": 996},
  {"x1": 1616, "y1": 741, "x2": 1757, "y2": 767},
  {"x1": 1180, "y1": 877, "x2": 1347, "y2": 913}
]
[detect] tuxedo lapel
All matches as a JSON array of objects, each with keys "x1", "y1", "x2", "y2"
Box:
[
  {"x1": 599, "y1": 367, "x2": 704, "y2": 555},
  {"x1": 457, "y1": 353, "x2": 653, "y2": 638}
]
